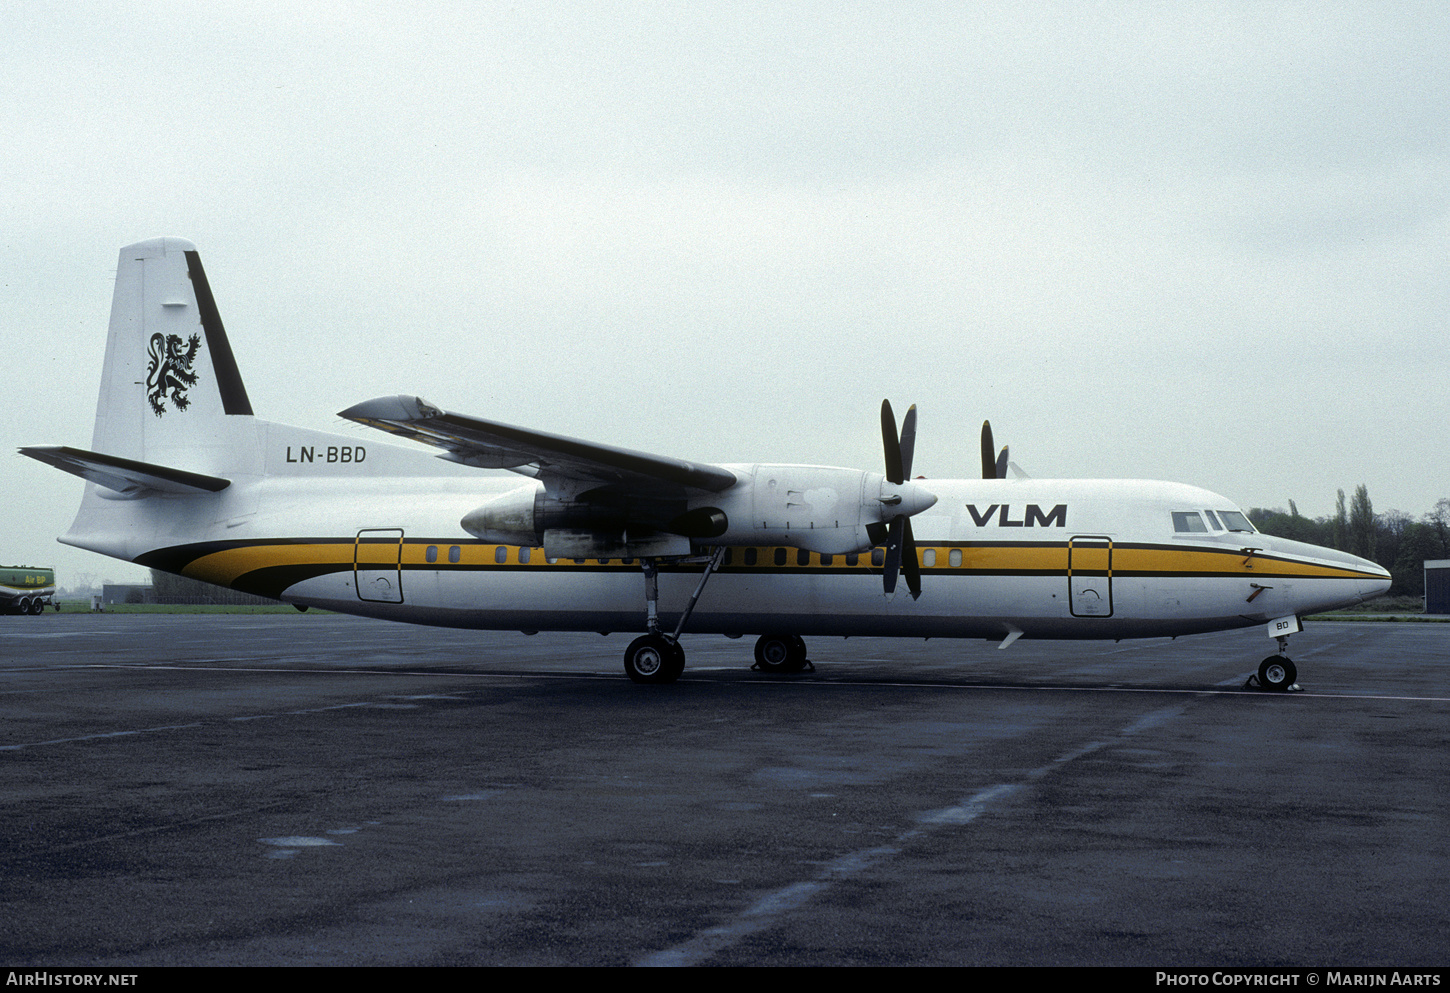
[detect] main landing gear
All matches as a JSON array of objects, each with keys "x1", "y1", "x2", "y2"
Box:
[
  {"x1": 624, "y1": 633, "x2": 686, "y2": 684},
  {"x1": 623, "y1": 549, "x2": 724, "y2": 685},
  {"x1": 621, "y1": 550, "x2": 815, "y2": 683},
  {"x1": 1249, "y1": 633, "x2": 1299, "y2": 692},
  {"x1": 752, "y1": 634, "x2": 812, "y2": 673}
]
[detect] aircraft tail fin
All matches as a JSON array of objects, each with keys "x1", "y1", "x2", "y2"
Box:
[{"x1": 90, "y1": 238, "x2": 255, "y2": 465}]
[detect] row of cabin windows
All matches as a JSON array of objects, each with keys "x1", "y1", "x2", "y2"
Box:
[
  {"x1": 421, "y1": 545, "x2": 970, "y2": 568},
  {"x1": 1171, "y1": 509, "x2": 1255, "y2": 534}
]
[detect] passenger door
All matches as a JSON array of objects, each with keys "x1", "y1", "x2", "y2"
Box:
[
  {"x1": 355, "y1": 528, "x2": 404, "y2": 603},
  {"x1": 1068, "y1": 535, "x2": 1113, "y2": 617}
]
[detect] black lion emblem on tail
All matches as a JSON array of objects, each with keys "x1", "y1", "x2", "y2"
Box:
[{"x1": 146, "y1": 332, "x2": 202, "y2": 416}]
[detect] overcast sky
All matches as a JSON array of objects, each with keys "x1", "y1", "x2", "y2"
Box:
[{"x1": 4, "y1": 2, "x2": 1447, "y2": 586}]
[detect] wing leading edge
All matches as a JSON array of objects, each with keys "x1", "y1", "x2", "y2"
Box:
[{"x1": 339, "y1": 395, "x2": 737, "y2": 493}]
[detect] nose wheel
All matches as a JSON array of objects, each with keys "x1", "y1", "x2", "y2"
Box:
[
  {"x1": 1256, "y1": 655, "x2": 1298, "y2": 692},
  {"x1": 1251, "y1": 631, "x2": 1299, "y2": 692}
]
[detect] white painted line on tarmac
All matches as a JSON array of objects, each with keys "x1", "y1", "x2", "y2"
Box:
[
  {"x1": 635, "y1": 702, "x2": 1202, "y2": 967},
  {"x1": 0, "y1": 722, "x2": 203, "y2": 751}
]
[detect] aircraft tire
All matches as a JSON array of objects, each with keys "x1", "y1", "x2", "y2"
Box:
[
  {"x1": 665, "y1": 639, "x2": 686, "y2": 681},
  {"x1": 754, "y1": 634, "x2": 806, "y2": 673},
  {"x1": 783, "y1": 635, "x2": 808, "y2": 672},
  {"x1": 625, "y1": 634, "x2": 682, "y2": 685},
  {"x1": 1257, "y1": 655, "x2": 1297, "y2": 692}
]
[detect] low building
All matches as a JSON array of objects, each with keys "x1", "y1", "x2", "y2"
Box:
[
  {"x1": 102, "y1": 583, "x2": 155, "y2": 605},
  {"x1": 1426, "y1": 560, "x2": 1450, "y2": 615}
]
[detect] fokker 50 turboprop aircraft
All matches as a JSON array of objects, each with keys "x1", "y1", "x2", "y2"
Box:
[{"x1": 23, "y1": 238, "x2": 1390, "y2": 687}]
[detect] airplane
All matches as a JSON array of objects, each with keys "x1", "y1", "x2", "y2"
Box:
[{"x1": 22, "y1": 238, "x2": 1391, "y2": 689}]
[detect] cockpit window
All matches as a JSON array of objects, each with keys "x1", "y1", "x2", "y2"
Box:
[
  {"x1": 1217, "y1": 510, "x2": 1254, "y2": 533},
  {"x1": 1203, "y1": 510, "x2": 1222, "y2": 530},
  {"x1": 1172, "y1": 511, "x2": 1207, "y2": 533}
]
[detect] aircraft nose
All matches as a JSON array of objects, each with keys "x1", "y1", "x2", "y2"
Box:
[{"x1": 1358, "y1": 559, "x2": 1392, "y2": 601}]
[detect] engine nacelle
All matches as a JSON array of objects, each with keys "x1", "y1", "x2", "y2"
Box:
[
  {"x1": 459, "y1": 464, "x2": 936, "y2": 558},
  {"x1": 460, "y1": 483, "x2": 544, "y2": 545},
  {"x1": 710, "y1": 464, "x2": 936, "y2": 554},
  {"x1": 460, "y1": 484, "x2": 718, "y2": 556}
]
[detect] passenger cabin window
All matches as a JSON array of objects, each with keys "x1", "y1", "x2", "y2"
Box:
[
  {"x1": 1172, "y1": 512, "x2": 1208, "y2": 533},
  {"x1": 1218, "y1": 510, "x2": 1255, "y2": 533},
  {"x1": 448, "y1": 545, "x2": 461, "y2": 564},
  {"x1": 425, "y1": 545, "x2": 438, "y2": 564}
]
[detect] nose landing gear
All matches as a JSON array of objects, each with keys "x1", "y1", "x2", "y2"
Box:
[
  {"x1": 1255, "y1": 654, "x2": 1298, "y2": 692},
  {"x1": 1249, "y1": 630, "x2": 1299, "y2": 692}
]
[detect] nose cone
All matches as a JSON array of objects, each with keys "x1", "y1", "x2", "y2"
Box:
[
  {"x1": 879, "y1": 479, "x2": 938, "y2": 519},
  {"x1": 1358, "y1": 558, "x2": 1392, "y2": 602}
]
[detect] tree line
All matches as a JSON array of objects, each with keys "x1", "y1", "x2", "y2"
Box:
[{"x1": 1249, "y1": 486, "x2": 1450, "y2": 598}]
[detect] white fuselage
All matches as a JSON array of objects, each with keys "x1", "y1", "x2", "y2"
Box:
[{"x1": 61, "y1": 421, "x2": 1391, "y2": 644}]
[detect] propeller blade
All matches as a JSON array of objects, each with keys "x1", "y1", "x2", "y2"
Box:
[
  {"x1": 880, "y1": 400, "x2": 926, "y2": 598},
  {"x1": 902, "y1": 517, "x2": 921, "y2": 600},
  {"x1": 995, "y1": 445, "x2": 1009, "y2": 480},
  {"x1": 981, "y1": 421, "x2": 996, "y2": 479},
  {"x1": 881, "y1": 399, "x2": 903, "y2": 484},
  {"x1": 883, "y1": 516, "x2": 904, "y2": 595},
  {"x1": 900, "y1": 404, "x2": 917, "y2": 480}
]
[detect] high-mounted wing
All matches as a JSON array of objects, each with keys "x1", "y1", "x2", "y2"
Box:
[{"x1": 339, "y1": 395, "x2": 737, "y2": 493}]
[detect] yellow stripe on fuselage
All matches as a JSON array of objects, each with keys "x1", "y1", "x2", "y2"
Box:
[
  {"x1": 174, "y1": 538, "x2": 1378, "y2": 590},
  {"x1": 182, "y1": 542, "x2": 354, "y2": 586}
]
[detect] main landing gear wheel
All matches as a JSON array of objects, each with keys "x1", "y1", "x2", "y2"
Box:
[
  {"x1": 1257, "y1": 655, "x2": 1298, "y2": 692},
  {"x1": 753, "y1": 634, "x2": 810, "y2": 673},
  {"x1": 624, "y1": 634, "x2": 685, "y2": 685}
]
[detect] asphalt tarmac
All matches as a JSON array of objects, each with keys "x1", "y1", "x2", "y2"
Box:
[{"x1": 1, "y1": 613, "x2": 1446, "y2": 967}]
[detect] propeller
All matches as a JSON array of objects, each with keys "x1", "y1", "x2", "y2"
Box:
[
  {"x1": 880, "y1": 399, "x2": 924, "y2": 599},
  {"x1": 981, "y1": 420, "x2": 1008, "y2": 479}
]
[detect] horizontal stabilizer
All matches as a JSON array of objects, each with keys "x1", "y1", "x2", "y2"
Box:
[{"x1": 19, "y1": 446, "x2": 230, "y2": 496}]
